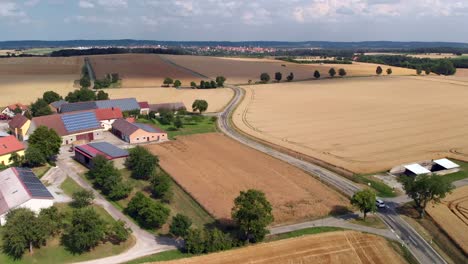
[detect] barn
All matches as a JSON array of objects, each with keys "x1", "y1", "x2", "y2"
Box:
[
  {"x1": 0, "y1": 167, "x2": 54, "y2": 225},
  {"x1": 74, "y1": 142, "x2": 129, "y2": 169},
  {"x1": 112, "y1": 119, "x2": 167, "y2": 144},
  {"x1": 403, "y1": 164, "x2": 431, "y2": 176}
]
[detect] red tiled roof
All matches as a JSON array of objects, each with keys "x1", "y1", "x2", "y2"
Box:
[
  {"x1": 0, "y1": 136, "x2": 25, "y2": 156},
  {"x1": 95, "y1": 108, "x2": 123, "y2": 121},
  {"x1": 31, "y1": 114, "x2": 67, "y2": 136},
  {"x1": 7, "y1": 103, "x2": 28, "y2": 111},
  {"x1": 9, "y1": 114, "x2": 29, "y2": 129},
  {"x1": 138, "y1": 102, "x2": 150, "y2": 109}
]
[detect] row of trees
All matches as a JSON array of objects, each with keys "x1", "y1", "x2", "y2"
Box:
[
  {"x1": 86, "y1": 156, "x2": 131, "y2": 200},
  {"x1": 163, "y1": 76, "x2": 226, "y2": 89},
  {"x1": 357, "y1": 55, "x2": 457, "y2": 75}
]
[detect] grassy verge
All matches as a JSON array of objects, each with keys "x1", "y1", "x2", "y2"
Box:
[
  {"x1": 353, "y1": 174, "x2": 397, "y2": 197},
  {"x1": 32, "y1": 165, "x2": 51, "y2": 179},
  {"x1": 349, "y1": 215, "x2": 387, "y2": 229},
  {"x1": 126, "y1": 250, "x2": 192, "y2": 264},
  {"x1": 137, "y1": 115, "x2": 217, "y2": 140},
  {"x1": 60, "y1": 177, "x2": 85, "y2": 196},
  {"x1": 388, "y1": 240, "x2": 419, "y2": 264},
  {"x1": 442, "y1": 160, "x2": 468, "y2": 183}
]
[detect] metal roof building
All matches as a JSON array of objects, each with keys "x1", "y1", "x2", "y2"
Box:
[
  {"x1": 404, "y1": 164, "x2": 431, "y2": 176},
  {"x1": 74, "y1": 142, "x2": 129, "y2": 169},
  {"x1": 433, "y1": 158, "x2": 459, "y2": 170},
  {"x1": 60, "y1": 98, "x2": 140, "y2": 113},
  {"x1": 111, "y1": 119, "x2": 167, "y2": 144},
  {"x1": 0, "y1": 167, "x2": 54, "y2": 225}
]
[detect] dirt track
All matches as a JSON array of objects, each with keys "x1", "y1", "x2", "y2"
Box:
[
  {"x1": 426, "y1": 186, "x2": 468, "y2": 254},
  {"x1": 146, "y1": 133, "x2": 349, "y2": 224},
  {"x1": 157, "y1": 231, "x2": 406, "y2": 264},
  {"x1": 233, "y1": 76, "x2": 468, "y2": 173}
]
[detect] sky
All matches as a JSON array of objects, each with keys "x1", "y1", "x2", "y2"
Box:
[{"x1": 1, "y1": 0, "x2": 468, "y2": 42}]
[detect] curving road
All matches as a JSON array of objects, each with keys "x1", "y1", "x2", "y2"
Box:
[{"x1": 217, "y1": 84, "x2": 446, "y2": 264}]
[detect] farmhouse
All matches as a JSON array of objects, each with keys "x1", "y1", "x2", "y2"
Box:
[
  {"x1": 0, "y1": 167, "x2": 54, "y2": 225},
  {"x1": 9, "y1": 114, "x2": 31, "y2": 141},
  {"x1": 75, "y1": 142, "x2": 129, "y2": 169},
  {"x1": 30, "y1": 111, "x2": 104, "y2": 145},
  {"x1": 0, "y1": 136, "x2": 25, "y2": 166},
  {"x1": 95, "y1": 108, "x2": 123, "y2": 130},
  {"x1": 59, "y1": 98, "x2": 145, "y2": 114},
  {"x1": 138, "y1": 101, "x2": 150, "y2": 115},
  {"x1": 149, "y1": 102, "x2": 186, "y2": 113},
  {"x1": 1, "y1": 103, "x2": 28, "y2": 118},
  {"x1": 111, "y1": 119, "x2": 167, "y2": 144}
]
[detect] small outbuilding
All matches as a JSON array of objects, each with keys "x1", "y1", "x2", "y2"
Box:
[
  {"x1": 111, "y1": 119, "x2": 167, "y2": 144},
  {"x1": 0, "y1": 167, "x2": 54, "y2": 225},
  {"x1": 74, "y1": 142, "x2": 129, "y2": 169},
  {"x1": 431, "y1": 158, "x2": 460, "y2": 172},
  {"x1": 403, "y1": 164, "x2": 431, "y2": 176}
]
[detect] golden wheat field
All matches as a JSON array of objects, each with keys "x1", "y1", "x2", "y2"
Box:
[
  {"x1": 157, "y1": 231, "x2": 406, "y2": 264},
  {"x1": 162, "y1": 55, "x2": 416, "y2": 84},
  {"x1": 426, "y1": 186, "x2": 468, "y2": 254},
  {"x1": 233, "y1": 76, "x2": 468, "y2": 173},
  {"x1": 0, "y1": 57, "x2": 82, "y2": 106},
  {"x1": 106, "y1": 87, "x2": 233, "y2": 113}
]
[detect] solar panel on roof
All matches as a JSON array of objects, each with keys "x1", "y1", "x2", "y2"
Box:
[
  {"x1": 16, "y1": 168, "x2": 53, "y2": 198},
  {"x1": 61, "y1": 112, "x2": 100, "y2": 133},
  {"x1": 95, "y1": 98, "x2": 140, "y2": 112},
  {"x1": 88, "y1": 142, "x2": 129, "y2": 158},
  {"x1": 134, "y1": 123, "x2": 158, "y2": 133},
  {"x1": 60, "y1": 101, "x2": 98, "y2": 113}
]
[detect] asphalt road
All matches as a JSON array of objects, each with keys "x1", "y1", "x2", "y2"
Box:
[{"x1": 218, "y1": 84, "x2": 446, "y2": 264}]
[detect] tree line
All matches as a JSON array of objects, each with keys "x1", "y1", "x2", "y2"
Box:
[
  {"x1": 50, "y1": 47, "x2": 188, "y2": 57},
  {"x1": 162, "y1": 76, "x2": 226, "y2": 89}
]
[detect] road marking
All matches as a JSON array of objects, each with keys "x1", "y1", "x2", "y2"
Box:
[{"x1": 409, "y1": 236, "x2": 417, "y2": 245}]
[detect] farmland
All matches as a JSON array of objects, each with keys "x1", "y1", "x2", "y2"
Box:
[
  {"x1": 233, "y1": 76, "x2": 468, "y2": 173},
  {"x1": 146, "y1": 133, "x2": 349, "y2": 225},
  {"x1": 426, "y1": 186, "x2": 468, "y2": 254},
  {"x1": 89, "y1": 54, "x2": 202, "y2": 87},
  {"x1": 162, "y1": 54, "x2": 416, "y2": 84},
  {"x1": 160, "y1": 231, "x2": 406, "y2": 264},
  {"x1": 106, "y1": 87, "x2": 233, "y2": 113},
  {"x1": 0, "y1": 57, "x2": 82, "y2": 106}
]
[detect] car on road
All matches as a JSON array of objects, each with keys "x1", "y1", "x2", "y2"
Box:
[{"x1": 376, "y1": 199, "x2": 386, "y2": 208}]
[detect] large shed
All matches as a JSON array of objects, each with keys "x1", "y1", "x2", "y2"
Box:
[
  {"x1": 403, "y1": 164, "x2": 431, "y2": 176},
  {"x1": 111, "y1": 119, "x2": 167, "y2": 144},
  {"x1": 74, "y1": 142, "x2": 129, "y2": 169}
]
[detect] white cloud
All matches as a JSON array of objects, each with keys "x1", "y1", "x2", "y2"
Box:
[
  {"x1": 0, "y1": 2, "x2": 26, "y2": 17},
  {"x1": 79, "y1": 0, "x2": 95, "y2": 8},
  {"x1": 24, "y1": 0, "x2": 40, "y2": 7},
  {"x1": 65, "y1": 15, "x2": 129, "y2": 25},
  {"x1": 78, "y1": 0, "x2": 127, "y2": 9}
]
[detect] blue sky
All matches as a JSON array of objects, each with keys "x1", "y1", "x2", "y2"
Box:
[{"x1": 1, "y1": 0, "x2": 468, "y2": 42}]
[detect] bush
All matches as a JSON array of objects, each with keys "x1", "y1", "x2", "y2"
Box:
[
  {"x1": 151, "y1": 174, "x2": 173, "y2": 203},
  {"x1": 105, "y1": 220, "x2": 131, "y2": 244},
  {"x1": 125, "y1": 146, "x2": 158, "y2": 180},
  {"x1": 260, "y1": 73, "x2": 270, "y2": 83},
  {"x1": 170, "y1": 214, "x2": 192, "y2": 238},
  {"x1": 71, "y1": 190, "x2": 94, "y2": 208},
  {"x1": 125, "y1": 192, "x2": 170, "y2": 229}
]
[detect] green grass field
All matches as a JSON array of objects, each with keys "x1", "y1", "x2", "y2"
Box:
[
  {"x1": 441, "y1": 160, "x2": 468, "y2": 183},
  {"x1": 60, "y1": 177, "x2": 85, "y2": 196},
  {"x1": 349, "y1": 215, "x2": 387, "y2": 229},
  {"x1": 126, "y1": 250, "x2": 191, "y2": 264},
  {"x1": 137, "y1": 115, "x2": 217, "y2": 140},
  {"x1": 21, "y1": 48, "x2": 61, "y2": 55},
  {"x1": 353, "y1": 174, "x2": 397, "y2": 198}
]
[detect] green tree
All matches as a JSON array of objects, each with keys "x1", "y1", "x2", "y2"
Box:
[
  {"x1": 28, "y1": 126, "x2": 62, "y2": 162},
  {"x1": 158, "y1": 109, "x2": 175, "y2": 125},
  {"x1": 286, "y1": 72, "x2": 294, "y2": 82},
  {"x1": 184, "y1": 228, "x2": 206, "y2": 254},
  {"x1": 9, "y1": 152, "x2": 24, "y2": 167},
  {"x1": 88, "y1": 155, "x2": 130, "y2": 200},
  {"x1": 62, "y1": 208, "x2": 106, "y2": 254},
  {"x1": 215, "y1": 76, "x2": 226, "y2": 87},
  {"x1": 199, "y1": 80, "x2": 206, "y2": 89},
  {"x1": 173, "y1": 80, "x2": 182, "y2": 88},
  {"x1": 416, "y1": 67, "x2": 422, "y2": 75},
  {"x1": 163, "y1": 77, "x2": 174, "y2": 87},
  {"x1": 424, "y1": 68, "x2": 431, "y2": 75},
  {"x1": 65, "y1": 88, "x2": 96, "y2": 103},
  {"x1": 260, "y1": 73, "x2": 270, "y2": 83},
  {"x1": 105, "y1": 220, "x2": 131, "y2": 244},
  {"x1": 71, "y1": 190, "x2": 95, "y2": 208},
  {"x1": 231, "y1": 189, "x2": 274, "y2": 243},
  {"x1": 190, "y1": 81, "x2": 197, "y2": 88},
  {"x1": 169, "y1": 214, "x2": 192, "y2": 238},
  {"x1": 37, "y1": 206, "x2": 63, "y2": 237},
  {"x1": 30, "y1": 98, "x2": 53, "y2": 117},
  {"x1": 210, "y1": 80, "x2": 217, "y2": 88},
  {"x1": 125, "y1": 146, "x2": 158, "y2": 180},
  {"x1": 314, "y1": 70, "x2": 321, "y2": 79},
  {"x1": 2, "y1": 208, "x2": 50, "y2": 258},
  {"x1": 80, "y1": 77, "x2": 91, "y2": 88},
  {"x1": 338, "y1": 68, "x2": 347, "y2": 77},
  {"x1": 192, "y1": 99, "x2": 208, "y2": 114},
  {"x1": 125, "y1": 192, "x2": 170, "y2": 229},
  {"x1": 151, "y1": 174, "x2": 173, "y2": 203},
  {"x1": 42, "y1": 91, "x2": 62, "y2": 104},
  {"x1": 400, "y1": 174, "x2": 454, "y2": 218},
  {"x1": 274, "y1": 72, "x2": 282, "y2": 82},
  {"x1": 96, "y1": 90, "x2": 109, "y2": 100},
  {"x1": 350, "y1": 189, "x2": 376, "y2": 221},
  {"x1": 174, "y1": 115, "x2": 183, "y2": 129},
  {"x1": 205, "y1": 228, "x2": 233, "y2": 253},
  {"x1": 433, "y1": 59, "x2": 456, "y2": 75},
  {"x1": 24, "y1": 145, "x2": 47, "y2": 167},
  {"x1": 376, "y1": 66, "x2": 383, "y2": 75},
  {"x1": 328, "y1": 68, "x2": 336, "y2": 77},
  {"x1": 386, "y1": 68, "x2": 392, "y2": 75}
]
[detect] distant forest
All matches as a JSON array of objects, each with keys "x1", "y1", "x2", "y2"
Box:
[{"x1": 50, "y1": 47, "x2": 188, "y2": 57}]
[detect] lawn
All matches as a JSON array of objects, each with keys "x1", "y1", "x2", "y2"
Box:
[
  {"x1": 353, "y1": 174, "x2": 397, "y2": 198},
  {"x1": 137, "y1": 115, "x2": 217, "y2": 139},
  {"x1": 32, "y1": 165, "x2": 51, "y2": 179},
  {"x1": 60, "y1": 177, "x2": 85, "y2": 196},
  {"x1": 442, "y1": 160, "x2": 468, "y2": 183},
  {"x1": 126, "y1": 250, "x2": 191, "y2": 264},
  {"x1": 349, "y1": 215, "x2": 387, "y2": 229},
  {"x1": 0, "y1": 200, "x2": 134, "y2": 264}
]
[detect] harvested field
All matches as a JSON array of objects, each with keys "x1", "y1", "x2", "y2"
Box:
[
  {"x1": 233, "y1": 76, "x2": 468, "y2": 173},
  {"x1": 426, "y1": 186, "x2": 468, "y2": 254},
  {"x1": 0, "y1": 57, "x2": 82, "y2": 106},
  {"x1": 89, "y1": 54, "x2": 202, "y2": 87},
  {"x1": 162, "y1": 55, "x2": 416, "y2": 84},
  {"x1": 158, "y1": 231, "x2": 406, "y2": 264},
  {"x1": 146, "y1": 133, "x2": 349, "y2": 224},
  {"x1": 106, "y1": 87, "x2": 233, "y2": 113}
]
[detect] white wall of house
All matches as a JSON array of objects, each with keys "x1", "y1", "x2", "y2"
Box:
[
  {"x1": 100, "y1": 119, "x2": 116, "y2": 131},
  {"x1": 62, "y1": 130, "x2": 104, "y2": 145},
  {"x1": 0, "y1": 199, "x2": 54, "y2": 225}
]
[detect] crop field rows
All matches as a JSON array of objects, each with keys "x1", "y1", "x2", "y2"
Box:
[
  {"x1": 162, "y1": 231, "x2": 405, "y2": 264},
  {"x1": 426, "y1": 186, "x2": 468, "y2": 254}
]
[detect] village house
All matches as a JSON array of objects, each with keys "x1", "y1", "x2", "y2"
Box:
[
  {"x1": 0, "y1": 167, "x2": 54, "y2": 225},
  {"x1": 59, "y1": 98, "x2": 147, "y2": 115},
  {"x1": 139, "y1": 101, "x2": 150, "y2": 115},
  {"x1": 111, "y1": 119, "x2": 167, "y2": 144},
  {"x1": 8, "y1": 114, "x2": 31, "y2": 141},
  {"x1": 95, "y1": 107, "x2": 123, "y2": 130},
  {"x1": 1, "y1": 103, "x2": 28, "y2": 118},
  {"x1": 0, "y1": 136, "x2": 25, "y2": 166}
]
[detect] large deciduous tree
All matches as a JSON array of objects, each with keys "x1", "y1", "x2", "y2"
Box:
[
  {"x1": 125, "y1": 146, "x2": 158, "y2": 180},
  {"x1": 274, "y1": 72, "x2": 282, "y2": 82},
  {"x1": 376, "y1": 66, "x2": 383, "y2": 75},
  {"x1": 42, "y1": 91, "x2": 62, "y2": 104},
  {"x1": 125, "y1": 192, "x2": 170, "y2": 229},
  {"x1": 30, "y1": 98, "x2": 53, "y2": 117},
  {"x1": 28, "y1": 126, "x2": 62, "y2": 162},
  {"x1": 215, "y1": 76, "x2": 226, "y2": 87},
  {"x1": 169, "y1": 214, "x2": 192, "y2": 238},
  {"x1": 314, "y1": 70, "x2": 321, "y2": 79},
  {"x1": 350, "y1": 189, "x2": 377, "y2": 220},
  {"x1": 400, "y1": 174, "x2": 453, "y2": 218},
  {"x1": 192, "y1": 99, "x2": 208, "y2": 114},
  {"x1": 231, "y1": 189, "x2": 273, "y2": 243},
  {"x1": 328, "y1": 68, "x2": 336, "y2": 77},
  {"x1": 260, "y1": 73, "x2": 270, "y2": 83}
]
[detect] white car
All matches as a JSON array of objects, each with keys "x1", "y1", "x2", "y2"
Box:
[{"x1": 376, "y1": 199, "x2": 386, "y2": 208}]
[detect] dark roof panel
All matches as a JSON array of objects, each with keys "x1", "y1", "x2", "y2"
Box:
[
  {"x1": 95, "y1": 98, "x2": 140, "y2": 112},
  {"x1": 15, "y1": 168, "x2": 53, "y2": 199},
  {"x1": 88, "y1": 142, "x2": 129, "y2": 158},
  {"x1": 60, "y1": 101, "x2": 98, "y2": 113},
  {"x1": 61, "y1": 112, "x2": 101, "y2": 133}
]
